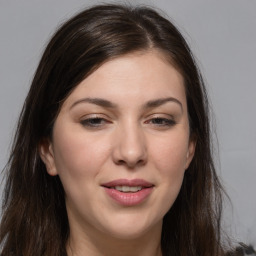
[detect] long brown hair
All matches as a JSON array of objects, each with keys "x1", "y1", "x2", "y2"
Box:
[{"x1": 1, "y1": 4, "x2": 227, "y2": 255}]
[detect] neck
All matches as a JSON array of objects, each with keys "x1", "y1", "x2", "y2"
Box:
[{"x1": 66, "y1": 221, "x2": 162, "y2": 256}]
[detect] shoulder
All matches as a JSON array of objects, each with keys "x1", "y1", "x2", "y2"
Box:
[{"x1": 225, "y1": 243, "x2": 256, "y2": 256}]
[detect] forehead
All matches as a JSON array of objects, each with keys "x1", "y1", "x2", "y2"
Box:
[{"x1": 61, "y1": 50, "x2": 186, "y2": 109}]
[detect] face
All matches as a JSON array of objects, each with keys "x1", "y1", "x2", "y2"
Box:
[{"x1": 40, "y1": 51, "x2": 195, "y2": 241}]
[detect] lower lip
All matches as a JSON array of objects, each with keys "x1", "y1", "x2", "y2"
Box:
[{"x1": 103, "y1": 187, "x2": 153, "y2": 206}]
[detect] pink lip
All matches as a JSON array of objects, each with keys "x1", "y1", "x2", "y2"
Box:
[
  {"x1": 101, "y1": 179, "x2": 154, "y2": 206},
  {"x1": 102, "y1": 179, "x2": 153, "y2": 188}
]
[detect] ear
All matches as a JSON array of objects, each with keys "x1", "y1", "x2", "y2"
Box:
[
  {"x1": 185, "y1": 137, "x2": 196, "y2": 170},
  {"x1": 39, "y1": 138, "x2": 58, "y2": 176}
]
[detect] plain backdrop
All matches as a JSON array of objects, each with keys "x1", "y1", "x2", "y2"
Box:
[{"x1": 0, "y1": 0, "x2": 255, "y2": 245}]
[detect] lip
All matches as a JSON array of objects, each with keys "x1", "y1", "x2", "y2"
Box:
[
  {"x1": 101, "y1": 179, "x2": 153, "y2": 188},
  {"x1": 101, "y1": 179, "x2": 154, "y2": 206}
]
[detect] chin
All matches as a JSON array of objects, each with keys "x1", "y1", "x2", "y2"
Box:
[
  {"x1": 103, "y1": 227, "x2": 153, "y2": 240},
  {"x1": 99, "y1": 216, "x2": 163, "y2": 241}
]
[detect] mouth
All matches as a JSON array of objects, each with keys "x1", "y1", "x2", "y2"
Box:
[
  {"x1": 101, "y1": 178, "x2": 154, "y2": 191},
  {"x1": 110, "y1": 185, "x2": 143, "y2": 193},
  {"x1": 101, "y1": 179, "x2": 154, "y2": 206}
]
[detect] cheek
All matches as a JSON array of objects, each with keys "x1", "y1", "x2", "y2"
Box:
[
  {"x1": 150, "y1": 137, "x2": 187, "y2": 213},
  {"x1": 152, "y1": 134, "x2": 189, "y2": 176},
  {"x1": 150, "y1": 133, "x2": 189, "y2": 207},
  {"x1": 52, "y1": 126, "x2": 110, "y2": 181},
  {"x1": 51, "y1": 128, "x2": 112, "y2": 216}
]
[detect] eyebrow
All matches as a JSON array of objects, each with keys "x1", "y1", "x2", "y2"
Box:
[
  {"x1": 70, "y1": 98, "x2": 117, "y2": 110},
  {"x1": 143, "y1": 97, "x2": 183, "y2": 112},
  {"x1": 70, "y1": 97, "x2": 183, "y2": 111}
]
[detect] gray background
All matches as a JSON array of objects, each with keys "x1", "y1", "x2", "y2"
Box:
[{"x1": 0, "y1": 0, "x2": 255, "y2": 245}]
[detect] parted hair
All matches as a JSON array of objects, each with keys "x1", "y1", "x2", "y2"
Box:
[{"x1": 1, "y1": 4, "x2": 227, "y2": 256}]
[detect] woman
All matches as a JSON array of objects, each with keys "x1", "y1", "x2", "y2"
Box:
[{"x1": 0, "y1": 3, "x2": 249, "y2": 256}]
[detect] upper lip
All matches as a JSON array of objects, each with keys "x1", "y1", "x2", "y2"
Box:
[{"x1": 101, "y1": 179, "x2": 154, "y2": 188}]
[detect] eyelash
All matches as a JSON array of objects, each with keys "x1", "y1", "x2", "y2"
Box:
[
  {"x1": 146, "y1": 117, "x2": 176, "y2": 127},
  {"x1": 80, "y1": 117, "x2": 109, "y2": 128},
  {"x1": 80, "y1": 116, "x2": 176, "y2": 129}
]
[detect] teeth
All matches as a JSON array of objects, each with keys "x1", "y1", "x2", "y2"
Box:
[{"x1": 114, "y1": 185, "x2": 142, "y2": 193}]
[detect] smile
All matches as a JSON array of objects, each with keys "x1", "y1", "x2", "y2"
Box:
[
  {"x1": 113, "y1": 185, "x2": 143, "y2": 192},
  {"x1": 101, "y1": 179, "x2": 154, "y2": 206}
]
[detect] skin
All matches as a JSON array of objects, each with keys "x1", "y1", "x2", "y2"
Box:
[{"x1": 40, "y1": 50, "x2": 196, "y2": 256}]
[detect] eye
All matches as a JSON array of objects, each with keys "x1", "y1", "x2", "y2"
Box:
[
  {"x1": 80, "y1": 115, "x2": 110, "y2": 128},
  {"x1": 145, "y1": 117, "x2": 176, "y2": 127}
]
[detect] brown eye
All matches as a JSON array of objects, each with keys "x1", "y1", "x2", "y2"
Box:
[
  {"x1": 147, "y1": 117, "x2": 176, "y2": 127},
  {"x1": 80, "y1": 117, "x2": 108, "y2": 128}
]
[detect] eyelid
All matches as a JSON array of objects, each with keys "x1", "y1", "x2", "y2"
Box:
[
  {"x1": 81, "y1": 113, "x2": 106, "y2": 118},
  {"x1": 144, "y1": 114, "x2": 176, "y2": 127},
  {"x1": 144, "y1": 113, "x2": 175, "y2": 120},
  {"x1": 80, "y1": 113, "x2": 111, "y2": 128}
]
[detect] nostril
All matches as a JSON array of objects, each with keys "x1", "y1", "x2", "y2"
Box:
[
  {"x1": 116, "y1": 159, "x2": 126, "y2": 166},
  {"x1": 112, "y1": 133, "x2": 148, "y2": 168},
  {"x1": 137, "y1": 159, "x2": 146, "y2": 166},
  {"x1": 115, "y1": 158, "x2": 146, "y2": 168}
]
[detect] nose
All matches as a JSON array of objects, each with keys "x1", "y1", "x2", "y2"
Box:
[{"x1": 112, "y1": 123, "x2": 147, "y2": 168}]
